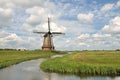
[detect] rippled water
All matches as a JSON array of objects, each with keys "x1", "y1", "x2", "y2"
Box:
[{"x1": 0, "y1": 55, "x2": 119, "y2": 80}]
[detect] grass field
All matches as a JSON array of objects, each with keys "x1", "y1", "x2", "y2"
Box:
[
  {"x1": 40, "y1": 50, "x2": 120, "y2": 75},
  {"x1": 0, "y1": 50, "x2": 66, "y2": 69}
]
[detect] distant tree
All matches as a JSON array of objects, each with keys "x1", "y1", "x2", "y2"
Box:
[{"x1": 116, "y1": 49, "x2": 120, "y2": 51}]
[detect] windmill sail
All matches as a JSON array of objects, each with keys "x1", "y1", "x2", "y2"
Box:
[
  {"x1": 33, "y1": 18, "x2": 64, "y2": 51},
  {"x1": 52, "y1": 32, "x2": 65, "y2": 34},
  {"x1": 33, "y1": 31, "x2": 46, "y2": 34},
  {"x1": 48, "y1": 17, "x2": 51, "y2": 33}
]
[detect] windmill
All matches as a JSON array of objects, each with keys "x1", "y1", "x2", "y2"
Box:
[{"x1": 33, "y1": 18, "x2": 64, "y2": 51}]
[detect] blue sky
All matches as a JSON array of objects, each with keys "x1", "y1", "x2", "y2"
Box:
[{"x1": 0, "y1": 0, "x2": 120, "y2": 50}]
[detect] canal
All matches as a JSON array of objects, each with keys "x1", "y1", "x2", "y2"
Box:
[{"x1": 0, "y1": 55, "x2": 119, "y2": 80}]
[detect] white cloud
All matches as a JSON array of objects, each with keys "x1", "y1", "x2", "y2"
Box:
[
  {"x1": 25, "y1": 6, "x2": 50, "y2": 26},
  {"x1": 0, "y1": 33, "x2": 23, "y2": 48},
  {"x1": 102, "y1": 16, "x2": 120, "y2": 34},
  {"x1": 5, "y1": 34, "x2": 22, "y2": 41},
  {"x1": 77, "y1": 33, "x2": 90, "y2": 39},
  {"x1": 0, "y1": 33, "x2": 23, "y2": 44},
  {"x1": 116, "y1": 0, "x2": 120, "y2": 7},
  {"x1": 26, "y1": 6, "x2": 45, "y2": 15},
  {"x1": 79, "y1": 42, "x2": 86, "y2": 46},
  {"x1": 66, "y1": 40, "x2": 70, "y2": 43},
  {"x1": 77, "y1": 13, "x2": 94, "y2": 23},
  {"x1": 92, "y1": 33, "x2": 111, "y2": 38},
  {"x1": 0, "y1": 32, "x2": 41, "y2": 49},
  {"x1": 35, "y1": 22, "x2": 66, "y2": 33},
  {"x1": 0, "y1": 1, "x2": 15, "y2": 8},
  {"x1": 22, "y1": 23, "x2": 33, "y2": 32},
  {"x1": 75, "y1": 32, "x2": 119, "y2": 49},
  {"x1": 0, "y1": 0, "x2": 120, "y2": 50},
  {"x1": 58, "y1": 20, "x2": 96, "y2": 35},
  {"x1": 0, "y1": 8, "x2": 13, "y2": 18},
  {"x1": 0, "y1": 31, "x2": 10, "y2": 37},
  {"x1": 101, "y1": 3, "x2": 114, "y2": 12},
  {"x1": 2, "y1": 0, "x2": 45, "y2": 8},
  {"x1": 23, "y1": 22, "x2": 66, "y2": 34},
  {"x1": 50, "y1": 22, "x2": 66, "y2": 32},
  {"x1": 23, "y1": 5, "x2": 66, "y2": 33},
  {"x1": 25, "y1": 4, "x2": 61, "y2": 24},
  {"x1": 0, "y1": 8, "x2": 13, "y2": 28}
]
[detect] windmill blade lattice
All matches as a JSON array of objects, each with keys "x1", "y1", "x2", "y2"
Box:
[
  {"x1": 52, "y1": 32, "x2": 65, "y2": 34},
  {"x1": 33, "y1": 31, "x2": 46, "y2": 34}
]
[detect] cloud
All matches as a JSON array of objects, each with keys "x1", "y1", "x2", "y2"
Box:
[
  {"x1": 77, "y1": 33, "x2": 112, "y2": 48},
  {"x1": 77, "y1": 33, "x2": 90, "y2": 39},
  {"x1": 100, "y1": 3, "x2": 114, "y2": 12},
  {"x1": 47, "y1": 22, "x2": 66, "y2": 32},
  {"x1": 34, "y1": 22, "x2": 66, "y2": 32},
  {"x1": 75, "y1": 33, "x2": 120, "y2": 50},
  {"x1": 0, "y1": 0, "x2": 45, "y2": 8},
  {"x1": 0, "y1": 0, "x2": 63, "y2": 29},
  {"x1": 23, "y1": 20, "x2": 67, "y2": 33},
  {"x1": 78, "y1": 42, "x2": 86, "y2": 46},
  {"x1": 0, "y1": 1, "x2": 15, "y2": 8},
  {"x1": 0, "y1": 7, "x2": 13, "y2": 28},
  {"x1": 77, "y1": 13, "x2": 94, "y2": 24},
  {"x1": 102, "y1": 16, "x2": 120, "y2": 34},
  {"x1": 58, "y1": 20, "x2": 96, "y2": 35},
  {"x1": 0, "y1": 0, "x2": 120, "y2": 50},
  {"x1": 92, "y1": 33, "x2": 111, "y2": 38},
  {"x1": 0, "y1": 31, "x2": 10, "y2": 38},
  {"x1": 0, "y1": 33, "x2": 23, "y2": 48},
  {"x1": 0, "y1": 32, "x2": 41, "y2": 49},
  {"x1": 23, "y1": 5, "x2": 66, "y2": 33},
  {"x1": 116, "y1": 0, "x2": 120, "y2": 7},
  {"x1": 26, "y1": 6, "x2": 48, "y2": 25}
]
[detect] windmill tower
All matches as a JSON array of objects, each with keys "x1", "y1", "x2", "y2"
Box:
[{"x1": 34, "y1": 18, "x2": 64, "y2": 51}]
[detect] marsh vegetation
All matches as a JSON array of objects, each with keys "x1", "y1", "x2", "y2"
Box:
[
  {"x1": 41, "y1": 50, "x2": 120, "y2": 75},
  {"x1": 0, "y1": 50, "x2": 66, "y2": 69}
]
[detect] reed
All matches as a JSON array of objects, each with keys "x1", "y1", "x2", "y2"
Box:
[
  {"x1": 40, "y1": 50, "x2": 120, "y2": 75},
  {"x1": 0, "y1": 50, "x2": 66, "y2": 69}
]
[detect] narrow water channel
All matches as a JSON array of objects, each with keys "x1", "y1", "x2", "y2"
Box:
[{"x1": 0, "y1": 55, "x2": 119, "y2": 80}]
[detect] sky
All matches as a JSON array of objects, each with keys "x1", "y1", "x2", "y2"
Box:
[{"x1": 0, "y1": 0, "x2": 120, "y2": 50}]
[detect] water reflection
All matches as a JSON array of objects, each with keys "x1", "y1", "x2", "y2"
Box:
[{"x1": 0, "y1": 58, "x2": 119, "y2": 80}]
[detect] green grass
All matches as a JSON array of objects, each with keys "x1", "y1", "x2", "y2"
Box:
[
  {"x1": 40, "y1": 50, "x2": 120, "y2": 75},
  {"x1": 0, "y1": 50, "x2": 66, "y2": 69}
]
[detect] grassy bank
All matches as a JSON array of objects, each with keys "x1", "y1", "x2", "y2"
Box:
[
  {"x1": 0, "y1": 50, "x2": 66, "y2": 69},
  {"x1": 40, "y1": 50, "x2": 120, "y2": 75}
]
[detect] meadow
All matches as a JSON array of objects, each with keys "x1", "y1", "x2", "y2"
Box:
[
  {"x1": 40, "y1": 50, "x2": 120, "y2": 75},
  {"x1": 0, "y1": 49, "x2": 66, "y2": 69}
]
